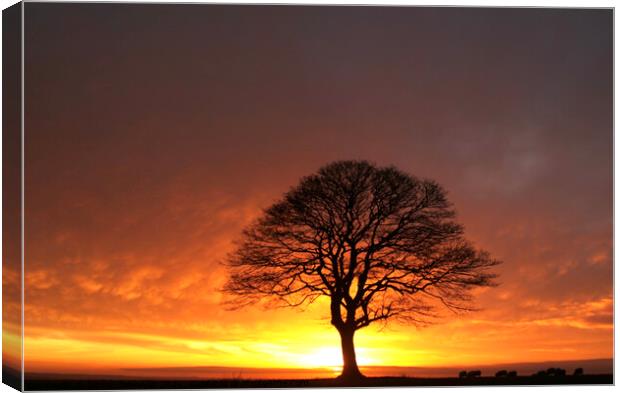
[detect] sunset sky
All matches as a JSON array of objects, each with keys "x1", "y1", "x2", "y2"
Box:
[{"x1": 6, "y1": 4, "x2": 613, "y2": 377}]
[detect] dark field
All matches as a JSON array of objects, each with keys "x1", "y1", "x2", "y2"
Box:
[{"x1": 24, "y1": 374, "x2": 613, "y2": 390}]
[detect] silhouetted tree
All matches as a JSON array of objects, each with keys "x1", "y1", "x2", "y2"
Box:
[{"x1": 224, "y1": 161, "x2": 500, "y2": 380}]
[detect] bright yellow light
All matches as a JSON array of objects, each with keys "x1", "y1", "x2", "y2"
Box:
[
  {"x1": 297, "y1": 346, "x2": 375, "y2": 368},
  {"x1": 299, "y1": 347, "x2": 342, "y2": 367}
]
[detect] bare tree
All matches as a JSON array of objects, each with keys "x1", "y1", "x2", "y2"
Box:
[{"x1": 224, "y1": 161, "x2": 500, "y2": 380}]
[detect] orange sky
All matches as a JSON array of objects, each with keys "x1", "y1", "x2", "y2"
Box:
[{"x1": 3, "y1": 4, "x2": 613, "y2": 377}]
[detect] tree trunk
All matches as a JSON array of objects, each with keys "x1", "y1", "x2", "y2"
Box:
[{"x1": 338, "y1": 328, "x2": 364, "y2": 380}]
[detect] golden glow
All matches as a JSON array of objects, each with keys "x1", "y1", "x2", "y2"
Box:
[
  {"x1": 299, "y1": 347, "x2": 345, "y2": 368},
  {"x1": 23, "y1": 296, "x2": 613, "y2": 376},
  {"x1": 2, "y1": 325, "x2": 22, "y2": 369}
]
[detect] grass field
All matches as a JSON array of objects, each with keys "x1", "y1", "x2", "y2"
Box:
[{"x1": 23, "y1": 374, "x2": 613, "y2": 390}]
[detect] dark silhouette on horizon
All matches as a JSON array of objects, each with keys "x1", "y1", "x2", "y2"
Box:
[
  {"x1": 23, "y1": 368, "x2": 611, "y2": 390},
  {"x1": 532, "y1": 367, "x2": 577, "y2": 377},
  {"x1": 224, "y1": 160, "x2": 501, "y2": 380}
]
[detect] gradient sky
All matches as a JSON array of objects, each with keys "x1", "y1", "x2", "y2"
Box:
[{"x1": 12, "y1": 4, "x2": 613, "y2": 376}]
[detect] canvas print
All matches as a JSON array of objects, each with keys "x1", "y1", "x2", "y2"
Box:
[{"x1": 2, "y1": 2, "x2": 613, "y2": 390}]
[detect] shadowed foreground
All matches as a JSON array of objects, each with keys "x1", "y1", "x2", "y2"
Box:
[{"x1": 25, "y1": 375, "x2": 613, "y2": 390}]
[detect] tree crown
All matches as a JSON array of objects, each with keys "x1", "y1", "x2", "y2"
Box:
[{"x1": 224, "y1": 160, "x2": 500, "y2": 329}]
